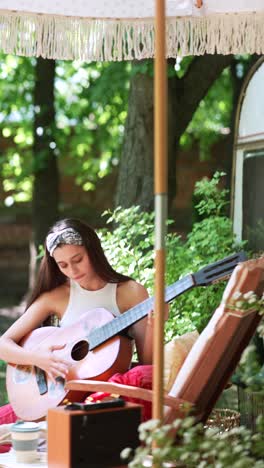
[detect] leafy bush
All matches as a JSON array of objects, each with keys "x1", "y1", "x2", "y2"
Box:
[
  {"x1": 99, "y1": 206, "x2": 155, "y2": 290},
  {"x1": 100, "y1": 172, "x2": 246, "y2": 338},
  {"x1": 121, "y1": 416, "x2": 264, "y2": 467}
]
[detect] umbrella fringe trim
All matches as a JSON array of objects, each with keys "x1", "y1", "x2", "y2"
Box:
[{"x1": 0, "y1": 10, "x2": 263, "y2": 60}]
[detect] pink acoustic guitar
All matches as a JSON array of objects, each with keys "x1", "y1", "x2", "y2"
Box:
[{"x1": 6, "y1": 252, "x2": 246, "y2": 420}]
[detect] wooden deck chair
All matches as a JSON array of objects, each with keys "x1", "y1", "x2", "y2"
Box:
[{"x1": 66, "y1": 257, "x2": 264, "y2": 425}]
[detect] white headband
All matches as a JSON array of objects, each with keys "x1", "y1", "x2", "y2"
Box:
[{"x1": 46, "y1": 227, "x2": 83, "y2": 256}]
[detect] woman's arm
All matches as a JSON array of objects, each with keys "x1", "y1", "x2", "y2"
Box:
[
  {"x1": 117, "y1": 280, "x2": 168, "y2": 365},
  {"x1": 117, "y1": 280, "x2": 169, "y2": 365},
  {"x1": 117, "y1": 280, "x2": 152, "y2": 364},
  {"x1": 0, "y1": 289, "x2": 69, "y2": 380}
]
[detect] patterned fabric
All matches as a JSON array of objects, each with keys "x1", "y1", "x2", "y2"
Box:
[{"x1": 46, "y1": 228, "x2": 82, "y2": 256}]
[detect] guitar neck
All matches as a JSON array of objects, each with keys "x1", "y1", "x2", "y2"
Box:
[{"x1": 88, "y1": 274, "x2": 195, "y2": 350}]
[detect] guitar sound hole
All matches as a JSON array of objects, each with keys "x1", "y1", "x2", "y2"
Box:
[{"x1": 71, "y1": 340, "x2": 89, "y2": 361}]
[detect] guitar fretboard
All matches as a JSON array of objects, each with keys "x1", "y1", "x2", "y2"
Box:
[{"x1": 88, "y1": 274, "x2": 194, "y2": 350}]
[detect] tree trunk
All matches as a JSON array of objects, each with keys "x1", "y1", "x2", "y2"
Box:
[
  {"x1": 32, "y1": 58, "x2": 59, "y2": 250},
  {"x1": 116, "y1": 55, "x2": 235, "y2": 213},
  {"x1": 27, "y1": 58, "x2": 59, "y2": 294},
  {"x1": 167, "y1": 55, "x2": 235, "y2": 213},
  {"x1": 115, "y1": 70, "x2": 154, "y2": 210}
]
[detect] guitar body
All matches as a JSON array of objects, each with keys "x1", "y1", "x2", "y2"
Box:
[{"x1": 6, "y1": 308, "x2": 133, "y2": 421}]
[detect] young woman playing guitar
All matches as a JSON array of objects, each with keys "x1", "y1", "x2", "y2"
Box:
[{"x1": 0, "y1": 218, "x2": 157, "y2": 431}]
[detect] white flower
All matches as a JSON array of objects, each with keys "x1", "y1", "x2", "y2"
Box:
[
  {"x1": 233, "y1": 291, "x2": 242, "y2": 299},
  {"x1": 243, "y1": 291, "x2": 255, "y2": 300},
  {"x1": 121, "y1": 448, "x2": 132, "y2": 460}
]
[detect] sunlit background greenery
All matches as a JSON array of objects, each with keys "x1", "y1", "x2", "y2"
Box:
[{"x1": 0, "y1": 54, "x2": 250, "y2": 212}]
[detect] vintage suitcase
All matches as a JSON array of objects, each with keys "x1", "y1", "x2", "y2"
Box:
[{"x1": 47, "y1": 402, "x2": 142, "y2": 468}]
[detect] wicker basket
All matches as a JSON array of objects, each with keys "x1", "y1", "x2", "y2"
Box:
[
  {"x1": 238, "y1": 386, "x2": 264, "y2": 432},
  {"x1": 205, "y1": 408, "x2": 240, "y2": 433}
]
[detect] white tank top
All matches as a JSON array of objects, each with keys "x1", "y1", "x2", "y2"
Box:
[{"x1": 60, "y1": 280, "x2": 121, "y2": 328}]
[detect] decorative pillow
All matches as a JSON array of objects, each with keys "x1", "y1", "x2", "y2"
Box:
[{"x1": 163, "y1": 330, "x2": 199, "y2": 392}]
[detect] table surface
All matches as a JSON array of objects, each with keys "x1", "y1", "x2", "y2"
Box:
[{"x1": 0, "y1": 450, "x2": 47, "y2": 468}]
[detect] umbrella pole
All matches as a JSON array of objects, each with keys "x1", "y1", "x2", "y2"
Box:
[{"x1": 153, "y1": 0, "x2": 168, "y2": 422}]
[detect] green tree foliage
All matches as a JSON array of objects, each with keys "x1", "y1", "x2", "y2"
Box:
[
  {"x1": 0, "y1": 54, "x2": 35, "y2": 204},
  {"x1": 0, "y1": 56, "x2": 131, "y2": 205},
  {"x1": 122, "y1": 55, "x2": 235, "y2": 163},
  {"x1": 180, "y1": 65, "x2": 233, "y2": 160},
  {"x1": 0, "y1": 54, "x2": 256, "y2": 214},
  {"x1": 55, "y1": 61, "x2": 131, "y2": 191},
  {"x1": 180, "y1": 55, "x2": 255, "y2": 160}
]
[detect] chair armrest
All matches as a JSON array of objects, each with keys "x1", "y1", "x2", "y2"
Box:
[{"x1": 66, "y1": 379, "x2": 190, "y2": 410}]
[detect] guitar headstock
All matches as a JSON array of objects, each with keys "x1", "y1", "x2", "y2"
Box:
[{"x1": 193, "y1": 251, "x2": 247, "y2": 286}]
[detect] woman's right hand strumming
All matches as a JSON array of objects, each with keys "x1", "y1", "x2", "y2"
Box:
[{"x1": 31, "y1": 344, "x2": 70, "y2": 382}]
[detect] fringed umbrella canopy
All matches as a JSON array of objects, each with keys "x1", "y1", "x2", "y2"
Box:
[{"x1": 0, "y1": 0, "x2": 263, "y2": 60}]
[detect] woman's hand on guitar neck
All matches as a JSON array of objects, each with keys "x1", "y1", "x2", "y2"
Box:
[{"x1": 31, "y1": 344, "x2": 70, "y2": 383}]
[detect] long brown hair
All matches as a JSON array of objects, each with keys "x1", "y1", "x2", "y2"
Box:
[{"x1": 26, "y1": 218, "x2": 132, "y2": 310}]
